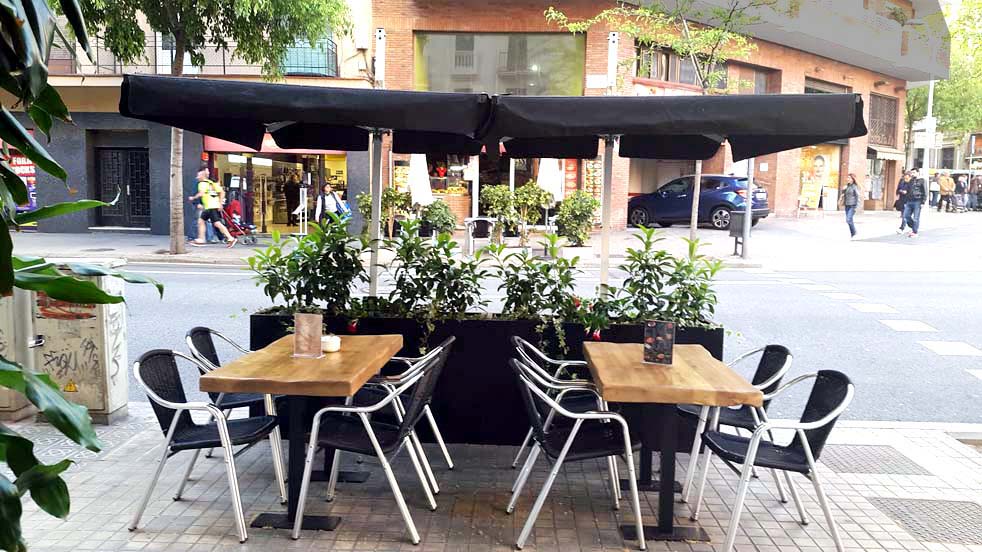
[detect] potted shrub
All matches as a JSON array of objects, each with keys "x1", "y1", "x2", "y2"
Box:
[
  {"x1": 555, "y1": 190, "x2": 600, "y2": 258},
  {"x1": 354, "y1": 188, "x2": 412, "y2": 238},
  {"x1": 479, "y1": 184, "x2": 516, "y2": 245},
  {"x1": 418, "y1": 199, "x2": 457, "y2": 237},
  {"x1": 513, "y1": 181, "x2": 554, "y2": 248}
]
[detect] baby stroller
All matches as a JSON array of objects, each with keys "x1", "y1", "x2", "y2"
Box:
[
  {"x1": 952, "y1": 192, "x2": 967, "y2": 213},
  {"x1": 222, "y1": 199, "x2": 258, "y2": 244}
]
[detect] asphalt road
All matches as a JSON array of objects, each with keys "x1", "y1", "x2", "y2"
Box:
[{"x1": 120, "y1": 261, "x2": 982, "y2": 423}]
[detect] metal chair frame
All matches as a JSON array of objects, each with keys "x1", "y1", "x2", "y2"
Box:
[
  {"x1": 129, "y1": 351, "x2": 287, "y2": 543},
  {"x1": 292, "y1": 370, "x2": 434, "y2": 543},
  {"x1": 689, "y1": 372, "x2": 855, "y2": 552},
  {"x1": 185, "y1": 327, "x2": 287, "y2": 474},
  {"x1": 508, "y1": 357, "x2": 646, "y2": 551},
  {"x1": 681, "y1": 345, "x2": 793, "y2": 507}
]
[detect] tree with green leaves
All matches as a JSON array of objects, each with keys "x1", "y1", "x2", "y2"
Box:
[
  {"x1": 547, "y1": 0, "x2": 781, "y2": 239},
  {"x1": 79, "y1": 0, "x2": 352, "y2": 254},
  {"x1": 905, "y1": 0, "x2": 982, "y2": 160},
  {"x1": 0, "y1": 2, "x2": 163, "y2": 550}
]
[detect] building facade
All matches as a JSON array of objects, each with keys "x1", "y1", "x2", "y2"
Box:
[{"x1": 370, "y1": 0, "x2": 948, "y2": 228}]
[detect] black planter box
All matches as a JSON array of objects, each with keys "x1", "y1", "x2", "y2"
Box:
[{"x1": 250, "y1": 313, "x2": 723, "y2": 447}]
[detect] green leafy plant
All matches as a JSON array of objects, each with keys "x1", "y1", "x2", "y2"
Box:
[
  {"x1": 480, "y1": 185, "x2": 516, "y2": 245},
  {"x1": 419, "y1": 200, "x2": 456, "y2": 235},
  {"x1": 248, "y1": 214, "x2": 366, "y2": 315},
  {"x1": 382, "y1": 187, "x2": 412, "y2": 238},
  {"x1": 513, "y1": 181, "x2": 554, "y2": 247},
  {"x1": 663, "y1": 238, "x2": 723, "y2": 327},
  {"x1": 617, "y1": 226, "x2": 674, "y2": 320},
  {"x1": 555, "y1": 190, "x2": 600, "y2": 247},
  {"x1": 0, "y1": 5, "x2": 164, "y2": 550}
]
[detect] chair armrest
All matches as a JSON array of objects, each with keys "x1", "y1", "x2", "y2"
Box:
[
  {"x1": 210, "y1": 330, "x2": 252, "y2": 355},
  {"x1": 555, "y1": 386, "x2": 603, "y2": 405},
  {"x1": 755, "y1": 385, "x2": 854, "y2": 434},
  {"x1": 726, "y1": 346, "x2": 766, "y2": 369},
  {"x1": 762, "y1": 372, "x2": 818, "y2": 401},
  {"x1": 315, "y1": 372, "x2": 423, "y2": 416}
]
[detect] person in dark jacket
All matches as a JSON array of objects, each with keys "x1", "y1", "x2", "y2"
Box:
[
  {"x1": 903, "y1": 169, "x2": 927, "y2": 237},
  {"x1": 840, "y1": 174, "x2": 861, "y2": 238},
  {"x1": 896, "y1": 171, "x2": 912, "y2": 234}
]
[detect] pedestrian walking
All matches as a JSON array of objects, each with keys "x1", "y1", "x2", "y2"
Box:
[
  {"x1": 938, "y1": 170, "x2": 955, "y2": 212},
  {"x1": 903, "y1": 170, "x2": 927, "y2": 238},
  {"x1": 314, "y1": 183, "x2": 342, "y2": 225},
  {"x1": 969, "y1": 175, "x2": 981, "y2": 211},
  {"x1": 896, "y1": 171, "x2": 912, "y2": 233},
  {"x1": 285, "y1": 170, "x2": 301, "y2": 226},
  {"x1": 840, "y1": 173, "x2": 861, "y2": 239},
  {"x1": 928, "y1": 176, "x2": 940, "y2": 207},
  {"x1": 188, "y1": 166, "x2": 237, "y2": 247},
  {"x1": 955, "y1": 175, "x2": 968, "y2": 212}
]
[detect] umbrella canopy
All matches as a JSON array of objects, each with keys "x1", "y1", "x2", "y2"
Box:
[
  {"x1": 486, "y1": 93, "x2": 867, "y2": 161},
  {"x1": 408, "y1": 154, "x2": 434, "y2": 207},
  {"x1": 120, "y1": 75, "x2": 491, "y2": 154}
]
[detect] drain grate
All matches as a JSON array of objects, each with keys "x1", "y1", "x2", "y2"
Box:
[
  {"x1": 870, "y1": 498, "x2": 982, "y2": 545},
  {"x1": 821, "y1": 445, "x2": 930, "y2": 475}
]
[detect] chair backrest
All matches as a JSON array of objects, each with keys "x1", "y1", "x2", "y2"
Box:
[
  {"x1": 186, "y1": 327, "x2": 220, "y2": 370},
  {"x1": 752, "y1": 344, "x2": 792, "y2": 410},
  {"x1": 509, "y1": 357, "x2": 553, "y2": 446},
  {"x1": 469, "y1": 218, "x2": 492, "y2": 238},
  {"x1": 789, "y1": 370, "x2": 854, "y2": 461},
  {"x1": 510, "y1": 336, "x2": 564, "y2": 382},
  {"x1": 133, "y1": 350, "x2": 197, "y2": 438},
  {"x1": 396, "y1": 336, "x2": 455, "y2": 441}
]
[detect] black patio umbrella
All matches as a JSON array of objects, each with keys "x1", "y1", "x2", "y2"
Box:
[
  {"x1": 121, "y1": 75, "x2": 491, "y2": 292},
  {"x1": 486, "y1": 93, "x2": 867, "y2": 278}
]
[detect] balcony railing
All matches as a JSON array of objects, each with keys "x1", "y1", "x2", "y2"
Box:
[{"x1": 49, "y1": 34, "x2": 339, "y2": 78}]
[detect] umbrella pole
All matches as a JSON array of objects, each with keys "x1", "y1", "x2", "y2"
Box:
[
  {"x1": 742, "y1": 157, "x2": 755, "y2": 259},
  {"x1": 369, "y1": 130, "x2": 384, "y2": 296},
  {"x1": 600, "y1": 135, "x2": 615, "y2": 287}
]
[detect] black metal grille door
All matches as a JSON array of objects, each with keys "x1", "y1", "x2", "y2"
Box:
[{"x1": 96, "y1": 148, "x2": 151, "y2": 227}]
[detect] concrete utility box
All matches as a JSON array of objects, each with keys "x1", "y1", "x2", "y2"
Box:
[
  {"x1": 31, "y1": 258, "x2": 129, "y2": 424},
  {"x1": 0, "y1": 289, "x2": 37, "y2": 421}
]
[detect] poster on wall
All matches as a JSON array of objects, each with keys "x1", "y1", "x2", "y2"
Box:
[
  {"x1": 10, "y1": 150, "x2": 38, "y2": 227},
  {"x1": 799, "y1": 144, "x2": 840, "y2": 209}
]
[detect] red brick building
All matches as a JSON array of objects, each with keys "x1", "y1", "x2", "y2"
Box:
[{"x1": 370, "y1": 0, "x2": 949, "y2": 227}]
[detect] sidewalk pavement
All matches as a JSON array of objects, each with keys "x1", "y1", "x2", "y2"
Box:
[
  {"x1": 11, "y1": 401, "x2": 982, "y2": 551},
  {"x1": 11, "y1": 207, "x2": 982, "y2": 271}
]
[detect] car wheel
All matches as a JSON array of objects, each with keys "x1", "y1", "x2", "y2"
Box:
[
  {"x1": 629, "y1": 206, "x2": 651, "y2": 227},
  {"x1": 657, "y1": 221, "x2": 673, "y2": 228},
  {"x1": 751, "y1": 218, "x2": 760, "y2": 227},
  {"x1": 710, "y1": 207, "x2": 731, "y2": 230}
]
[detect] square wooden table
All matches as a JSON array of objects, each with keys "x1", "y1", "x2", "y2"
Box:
[
  {"x1": 584, "y1": 342, "x2": 763, "y2": 542},
  {"x1": 200, "y1": 334, "x2": 403, "y2": 532}
]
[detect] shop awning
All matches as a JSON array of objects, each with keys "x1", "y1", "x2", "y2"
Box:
[
  {"x1": 486, "y1": 93, "x2": 867, "y2": 161},
  {"x1": 120, "y1": 75, "x2": 491, "y2": 154},
  {"x1": 867, "y1": 145, "x2": 906, "y2": 161},
  {"x1": 204, "y1": 135, "x2": 346, "y2": 155}
]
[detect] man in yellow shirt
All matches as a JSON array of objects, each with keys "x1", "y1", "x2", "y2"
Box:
[
  {"x1": 937, "y1": 170, "x2": 956, "y2": 213},
  {"x1": 187, "y1": 166, "x2": 236, "y2": 247}
]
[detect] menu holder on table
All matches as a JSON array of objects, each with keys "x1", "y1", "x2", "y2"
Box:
[
  {"x1": 293, "y1": 312, "x2": 324, "y2": 358},
  {"x1": 643, "y1": 320, "x2": 675, "y2": 365}
]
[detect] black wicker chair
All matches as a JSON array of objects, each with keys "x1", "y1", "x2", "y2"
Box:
[
  {"x1": 129, "y1": 350, "x2": 287, "y2": 543},
  {"x1": 507, "y1": 356, "x2": 646, "y2": 550},
  {"x1": 186, "y1": 326, "x2": 267, "y2": 413},
  {"x1": 689, "y1": 370, "x2": 854, "y2": 552},
  {"x1": 679, "y1": 344, "x2": 793, "y2": 505},
  {"x1": 291, "y1": 343, "x2": 452, "y2": 543}
]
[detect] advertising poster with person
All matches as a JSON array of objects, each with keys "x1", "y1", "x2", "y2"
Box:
[{"x1": 799, "y1": 144, "x2": 841, "y2": 209}]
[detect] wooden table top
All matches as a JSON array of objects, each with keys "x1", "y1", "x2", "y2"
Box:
[
  {"x1": 200, "y1": 334, "x2": 403, "y2": 397},
  {"x1": 583, "y1": 342, "x2": 763, "y2": 407}
]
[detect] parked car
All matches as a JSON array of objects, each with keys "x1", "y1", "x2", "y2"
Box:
[{"x1": 627, "y1": 174, "x2": 770, "y2": 230}]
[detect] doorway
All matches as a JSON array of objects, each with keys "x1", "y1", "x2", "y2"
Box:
[{"x1": 95, "y1": 148, "x2": 150, "y2": 228}]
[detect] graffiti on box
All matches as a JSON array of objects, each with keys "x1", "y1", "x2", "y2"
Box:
[
  {"x1": 107, "y1": 309, "x2": 124, "y2": 385},
  {"x1": 41, "y1": 336, "x2": 99, "y2": 379},
  {"x1": 36, "y1": 292, "x2": 96, "y2": 320}
]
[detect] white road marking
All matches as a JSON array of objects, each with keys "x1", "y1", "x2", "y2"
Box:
[
  {"x1": 785, "y1": 278, "x2": 815, "y2": 284},
  {"x1": 131, "y1": 270, "x2": 247, "y2": 276},
  {"x1": 800, "y1": 284, "x2": 838, "y2": 291},
  {"x1": 918, "y1": 341, "x2": 982, "y2": 357},
  {"x1": 848, "y1": 303, "x2": 899, "y2": 314},
  {"x1": 967, "y1": 370, "x2": 982, "y2": 381},
  {"x1": 742, "y1": 268, "x2": 777, "y2": 274},
  {"x1": 821, "y1": 292, "x2": 865, "y2": 301},
  {"x1": 879, "y1": 320, "x2": 939, "y2": 332},
  {"x1": 714, "y1": 281, "x2": 790, "y2": 286}
]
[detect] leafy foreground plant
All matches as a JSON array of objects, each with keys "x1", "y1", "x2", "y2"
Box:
[{"x1": 0, "y1": 3, "x2": 163, "y2": 550}]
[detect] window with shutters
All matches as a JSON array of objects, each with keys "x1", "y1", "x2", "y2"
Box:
[{"x1": 869, "y1": 94, "x2": 898, "y2": 147}]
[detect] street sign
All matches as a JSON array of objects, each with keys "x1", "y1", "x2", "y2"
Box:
[
  {"x1": 912, "y1": 116, "x2": 937, "y2": 133},
  {"x1": 912, "y1": 130, "x2": 943, "y2": 150}
]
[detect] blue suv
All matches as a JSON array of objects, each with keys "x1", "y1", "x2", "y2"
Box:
[{"x1": 627, "y1": 174, "x2": 770, "y2": 230}]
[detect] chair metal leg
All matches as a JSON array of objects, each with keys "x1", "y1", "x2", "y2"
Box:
[
  {"x1": 265, "y1": 395, "x2": 288, "y2": 505},
  {"x1": 129, "y1": 441, "x2": 172, "y2": 531},
  {"x1": 808, "y1": 470, "x2": 845, "y2": 551},
  {"x1": 216, "y1": 419, "x2": 248, "y2": 543},
  {"x1": 784, "y1": 471, "x2": 809, "y2": 525},
  {"x1": 516, "y1": 420, "x2": 581, "y2": 550},
  {"x1": 424, "y1": 405, "x2": 454, "y2": 469},
  {"x1": 512, "y1": 427, "x2": 534, "y2": 469},
  {"x1": 410, "y1": 430, "x2": 440, "y2": 495},
  {"x1": 606, "y1": 456, "x2": 620, "y2": 510},
  {"x1": 765, "y1": 429, "x2": 787, "y2": 503},
  {"x1": 690, "y1": 407, "x2": 719, "y2": 521},
  {"x1": 507, "y1": 443, "x2": 541, "y2": 514},
  {"x1": 681, "y1": 406, "x2": 708, "y2": 503},
  {"x1": 364, "y1": 416, "x2": 420, "y2": 545},
  {"x1": 173, "y1": 449, "x2": 200, "y2": 501},
  {"x1": 611, "y1": 458, "x2": 621, "y2": 501},
  {"x1": 325, "y1": 448, "x2": 341, "y2": 503},
  {"x1": 622, "y1": 433, "x2": 646, "y2": 550},
  {"x1": 403, "y1": 435, "x2": 437, "y2": 511},
  {"x1": 722, "y1": 439, "x2": 761, "y2": 552},
  {"x1": 291, "y1": 414, "x2": 324, "y2": 540}
]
